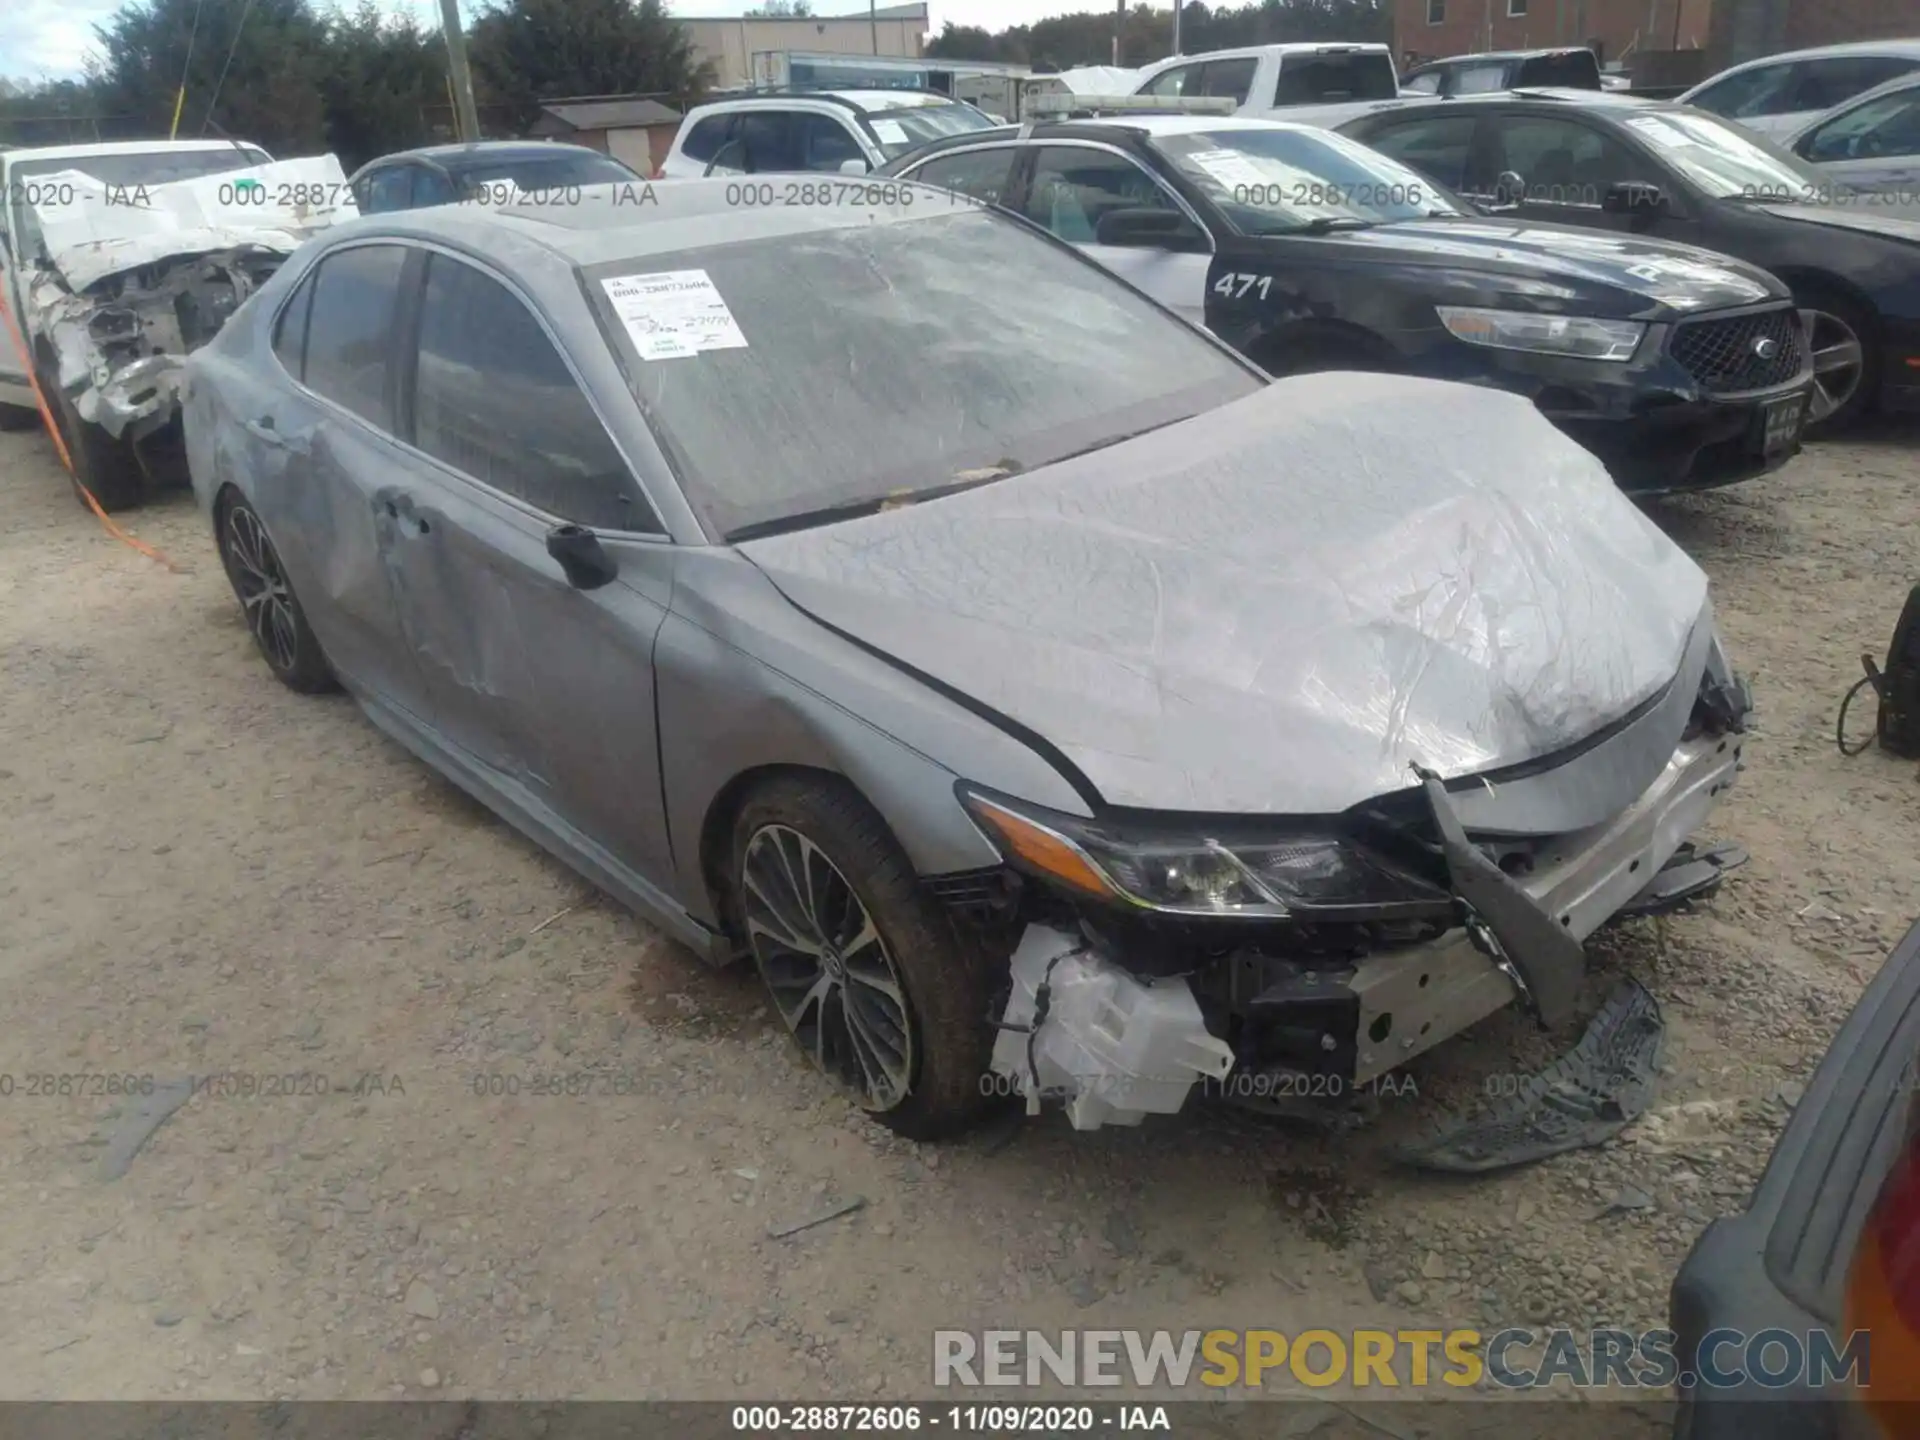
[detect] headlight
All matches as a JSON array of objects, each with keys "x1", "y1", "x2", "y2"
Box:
[
  {"x1": 958, "y1": 787, "x2": 1451, "y2": 920},
  {"x1": 1436, "y1": 305, "x2": 1645, "y2": 362}
]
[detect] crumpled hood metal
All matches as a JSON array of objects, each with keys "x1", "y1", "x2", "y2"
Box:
[
  {"x1": 29, "y1": 155, "x2": 356, "y2": 291},
  {"x1": 24, "y1": 157, "x2": 355, "y2": 438},
  {"x1": 740, "y1": 372, "x2": 1710, "y2": 816}
]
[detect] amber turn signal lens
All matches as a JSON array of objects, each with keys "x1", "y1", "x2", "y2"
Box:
[
  {"x1": 1846, "y1": 1122, "x2": 1920, "y2": 1430},
  {"x1": 967, "y1": 798, "x2": 1117, "y2": 901}
]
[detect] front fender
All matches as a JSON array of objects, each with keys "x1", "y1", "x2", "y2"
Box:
[{"x1": 657, "y1": 550, "x2": 1091, "y2": 929}]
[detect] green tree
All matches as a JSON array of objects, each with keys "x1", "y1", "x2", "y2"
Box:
[
  {"x1": 318, "y1": 0, "x2": 445, "y2": 167},
  {"x1": 467, "y1": 0, "x2": 713, "y2": 134},
  {"x1": 87, "y1": 0, "x2": 331, "y2": 154}
]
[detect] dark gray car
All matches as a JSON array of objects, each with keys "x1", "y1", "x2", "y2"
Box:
[{"x1": 184, "y1": 178, "x2": 1753, "y2": 1139}]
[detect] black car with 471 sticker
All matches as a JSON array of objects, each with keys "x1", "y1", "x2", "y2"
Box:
[{"x1": 884, "y1": 114, "x2": 1818, "y2": 494}]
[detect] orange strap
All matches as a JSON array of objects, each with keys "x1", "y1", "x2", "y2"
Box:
[{"x1": 0, "y1": 284, "x2": 187, "y2": 573}]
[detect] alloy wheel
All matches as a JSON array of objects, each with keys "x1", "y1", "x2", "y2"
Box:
[
  {"x1": 222, "y1": 505, "x2": 299, "y2": 674},
  {"x1": 741, "y1": 823, "x2": 914, "y2": 1110},
  {"x1": 1803, "y1": 308, "x2": 1865, "y2": 424}
]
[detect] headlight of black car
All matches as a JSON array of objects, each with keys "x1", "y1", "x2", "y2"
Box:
[{"x1": 958, "y1": 785, "x2": 1452, "y2": 921}]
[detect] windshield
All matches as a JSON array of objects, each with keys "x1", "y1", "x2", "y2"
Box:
[
  {"x1": 865, "y1": 104, "x2": 998, "y2": 159},
  {"x1": 1621, "y1": 109, "x2": 1826, "y2": 199},
  {"x1": 452, "y1": 152, "x2": 642, "y2": 193},
  {"x1": 1151, "y1": 126, "x2": 1469, "y2": 235},
  {"x1": 585, "y1": 208, "x2": 1259, "y2": 538},
  {"x1": 8, "y1": 145, "x2": 272, "y2": 262}
]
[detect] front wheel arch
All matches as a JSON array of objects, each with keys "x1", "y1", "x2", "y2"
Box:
[{"x1": 1249, "y1": 320, "x2": 1399, "y2": 377}]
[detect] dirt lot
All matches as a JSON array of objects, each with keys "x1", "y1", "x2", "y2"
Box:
[{"x1": 0, "y1": 417, "x2": 1916, "y2": 1407}]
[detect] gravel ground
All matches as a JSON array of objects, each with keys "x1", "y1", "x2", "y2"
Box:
[{"x1": 0, "y1": 415, "x2": 1916, "y2": 1407}]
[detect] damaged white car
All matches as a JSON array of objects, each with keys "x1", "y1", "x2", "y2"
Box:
[
  {"x1": 188, "y1": 184, "x2": 1752, "y2": 1140},
  {"x1": 0, "y1": 140, "x2": 355, "y2": 510}
]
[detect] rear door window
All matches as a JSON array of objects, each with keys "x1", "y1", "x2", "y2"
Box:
[
  {"x1": 1360, "y1": 113, "x2": 1479, "y2": 189},
  {"x1": 1693, "y1": 62, "x2": 1799, "y2": 119},
  {"x1": 1275, "y1": 52, "x2": 1399, "y2": 104},
  {"x1": 1199, "y1": 58, "x2": 1258, "y2": 103},
  {"x1": 301, "y1": 244, "x2": 407, "y2": 429},
  {"x1": 361, "y1": 167, "x2": 413, "y2": 213},
  {"x1": 1451, "y1": 62, "x2": 1512, "y2": 95},
  {"x1": 272, "y1": 270, "x2": 315, "y2": 377},
  {"x1": 1479, "y1": 114, "x2": 1653, "y2": 206},
  {"x1": 1803, "y1": 86, "x2": 1920, "y2": 162},
  {"x1": 1789, "y1": 55, "x2": 1920, "y2": 113},
  {"x1": 733, "y1": 111, "x2": 802, "y2": 172},
  {"x1": 1515, "y1": 51, "x2": 1602, "y2": 89},
  {"x1": 1401, "y1": 70, "x2": 1443, "y2": 94},
  {"x1": 678, "y1": 115, "x2": 734, "y2": 164},
  {"x1": 904, "y1": 146, "x2": 1020, "y2": 207},
  {"x1": 410, "y1": 253, "x2": 653, "y2": 532},
  {"x1": 1022, "y1": 146, "x2": 1179, "y2": 244},
  {"x1": 797, "y1": 113, "x2": 868, "y2": 170},
  {"x1": 1142, "y1": 63, "x2": 1201, "y2": 97}
]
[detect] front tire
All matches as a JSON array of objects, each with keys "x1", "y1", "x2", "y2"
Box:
[
  {"x1": 1793, "y1": 284, "x2": 1877, "y2": 434},
  {"x1": 39, "y1": 365, "x2": 145, "y2": 512},
  {"x1": 215, "y1": 491, "x2": 337, "y2": 694},
  {"x1": 731, "y1": 776, "x2": 1000, "y2": 1140}
]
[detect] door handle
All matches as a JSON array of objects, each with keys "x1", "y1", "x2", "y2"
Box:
[{"x1": 244, "y1": 415, "x2": 309, "y2": 455}]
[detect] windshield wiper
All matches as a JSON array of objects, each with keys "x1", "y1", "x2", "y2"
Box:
[
  {"x1": 726, "y1": 463, "x2": 1022, "y2": 543},
  {"x1": 1291, "y1": 216, "x2": 1382, "y2": 235}
]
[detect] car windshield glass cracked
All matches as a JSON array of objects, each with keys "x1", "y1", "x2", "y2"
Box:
[{"x1": 585, "y1": 209, "x2": 1259, "y2": 537}]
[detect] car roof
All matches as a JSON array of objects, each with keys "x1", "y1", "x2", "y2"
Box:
[
  {"x1": 350, "y1": 141, "x2": 614, "y2": 176},
  {"x1": 1356, "y1": 89, "x2": 1664, "y2": 116},
  {"x1": 1414, "y1": 48, "x2": 1595, "y2": 65},
  {"x1": 1136, "y1": 42, "x2": 1391, "y2": 74},
  {"x1": 892, "y1": 114, "x2": 1328, "y2": 155},
  {"x1": 325, "y1": 175, "x2": 979, "y2": 271},
  {"x1": 694, "y1": 88, "x2": 970, "y2": 114},
  {"x1": 2, "y1": 138, "x2": 265, "y2": 163},
  {"x1": 1686, "y1": 36, "x2": 1920, "y2": 88}
]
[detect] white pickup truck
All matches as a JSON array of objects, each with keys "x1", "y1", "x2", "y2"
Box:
[{"x1": 0, "y1": 138, "x2": 354, "y2": 510}]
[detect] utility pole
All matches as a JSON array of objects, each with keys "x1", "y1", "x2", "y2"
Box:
[
  {"x1": 1172, "y1": 0, "x2": 1182, "y2": 56},
  {"x1": 1670, "y1": 0, "x2": 1684, "y2": 49},
  {"x1": 870, "y1": 0, "x2": 879, "y2": 56},
  {"x1": 438, "y1": 0, "x2": 482, "y2": 143},
  {"x1": 1113, "y1": 0, "x2": 1123, "y2": 66}
]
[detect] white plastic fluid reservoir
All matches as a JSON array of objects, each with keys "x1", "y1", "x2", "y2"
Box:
[{"x1": 989, "y1": 925, "x2": 1236, "y2": 1131}]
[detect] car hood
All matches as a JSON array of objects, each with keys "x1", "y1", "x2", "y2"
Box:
[
  {"x1": 1286, "y1": 217, "x2": 1783, "y2": 316},
  {"x1": 1752, "y1": 202, "x2": 1920, "y2": 246},
  {"x1": 739, "y1": 372, "x2": 1709, "y2": 816}
]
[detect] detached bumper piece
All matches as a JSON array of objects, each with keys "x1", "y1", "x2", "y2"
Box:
[
  {"x1": 1418, "y1": 768, "x2": 1587, "y2": 1030},
  {"x1": 1612, "y1": 840, "x2": 1748, "y2": 922},
  {"x1": 989, "y1": 925, "x2": 1234, "y2": 1131},
  {"x1": 1394, "y1": 980, "x2": 1665, "y2": 1174}
]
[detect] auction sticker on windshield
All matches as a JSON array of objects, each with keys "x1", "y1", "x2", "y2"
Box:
[
  {"x1": 600, "y1": 269, "x2": 748, "y2": 361},
  {"x1": 1184, "y1": 148, "x2": 1271, "y2": 193}
]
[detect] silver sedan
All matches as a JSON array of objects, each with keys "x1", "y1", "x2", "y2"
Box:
[{"x1": 185, "y1": 178, "x2": 1751, "y2": 1138}]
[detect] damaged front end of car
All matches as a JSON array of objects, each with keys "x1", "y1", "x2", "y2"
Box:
[
  {"x1": 24, "y1": 156, "x2": 354, "y2": 445},
  {"x1": 32, "y1": 246, "x2": 292, "y2": 443},
  {"x1": 954, "y1": 618, "x2": 1753, "y2": 1131}
]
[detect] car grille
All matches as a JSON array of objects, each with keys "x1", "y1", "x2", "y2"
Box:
[{"x1": 1668, "y1": 307, "x2": 1806, "y2": 394}]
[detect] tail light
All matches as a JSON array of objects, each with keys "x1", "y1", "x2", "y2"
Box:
[{"x1": 1846, "y1": 1093, "x2": 1920, "y2": 1429}]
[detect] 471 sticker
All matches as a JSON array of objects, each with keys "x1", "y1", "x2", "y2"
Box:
[{"x1": 1213, "y1": 271, "x2": 1273, "y2": 300}]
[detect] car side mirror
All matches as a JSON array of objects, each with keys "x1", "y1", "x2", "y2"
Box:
[
  {"x1": 1094, "y1": 207, "x2": 1205, "y2": 251},
  {"x1": 1602, "y1": 180, "x2": 1668, "y2": 216},
  {"x1": 1493, "y1": 169, "x2": 1527, "y2": 206},
  {"x1": 839, "y1": 157, "x2": 872, "y2": 175},
  {"x1": 546, "y1": 524, "x2": 617, "y2": 591}
]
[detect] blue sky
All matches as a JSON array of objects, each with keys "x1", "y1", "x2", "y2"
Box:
[{"x1": 1, "y1": 0, "x2": 1100, "y2": 83}]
